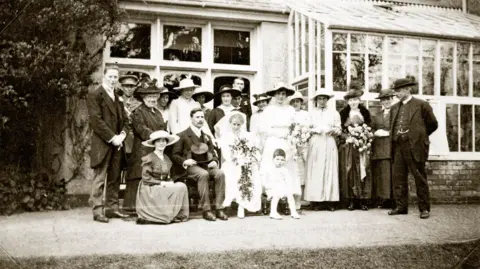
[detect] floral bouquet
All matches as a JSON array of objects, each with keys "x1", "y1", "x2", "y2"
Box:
[
  {"x1": 230, "y1": 136, "x2": 260, "y2": 200},
  {"x1": 345, "y1": 123, "x2": 374, "y2": 154},
  {"x1": 288, "y1": 122, "x2": 313, "y2": 159}
]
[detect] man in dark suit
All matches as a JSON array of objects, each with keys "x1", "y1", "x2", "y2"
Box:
[
  {"x1": 388, "y1": 78, "x2": 438, "y2": 219},
  {"x1": 232, "y1": 77, "x2": 252, "y2": 130},
  {"x1": 87, "y1": 65, "x2": 130, "y2": 223},
  {"x1": 171, "y1": 108, "x2": 227, "y2": 221}
]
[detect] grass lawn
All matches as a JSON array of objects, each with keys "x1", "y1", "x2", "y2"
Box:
[{"x1": 1, "y1": 241, "x2": 479, "y2": 269}]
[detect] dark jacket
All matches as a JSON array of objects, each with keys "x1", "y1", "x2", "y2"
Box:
[
  {"x1": 87, "y1": 86, "x2": 130, "y2": 168},
  {"x1": 371, "y1": 110, "x2": 391, "y2": 160},
  {"x1": 389, "y1": 97, "x2": 438, "y2": 162},
  {"x1": 171, "y1": 126, "x2": 218, "y2": 179},
  {"x1": 339, "y1": 104, "x2": 372, "y2": 129},
  {"x1": 126, "y1": 104, "x2": 167, "y2": 180}
]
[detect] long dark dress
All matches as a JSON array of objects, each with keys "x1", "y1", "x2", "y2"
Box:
[
  {"x1": 124, "y1": 104, "x2": 167, "y2": 212},
  {"x1": 338, "y1": 105, "x2": 372, "y2": 200},
  {"x1": 136, "y1": 152, "x2": 189, "y2": 223},
  {"x1": 371, "y1": 110, "x2": 392, "y2": 200}
]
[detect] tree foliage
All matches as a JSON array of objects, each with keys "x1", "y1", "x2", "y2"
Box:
[{"x1": 0, "y1": 0, "x2": 124, "y2": 168}]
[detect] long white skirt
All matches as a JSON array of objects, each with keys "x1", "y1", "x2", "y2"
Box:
[{"x1": 222, "y1": 161, "x2": 262, "y2": 212}]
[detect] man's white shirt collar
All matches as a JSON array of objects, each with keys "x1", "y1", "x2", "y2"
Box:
[
  {"x1": 402, "y1": 95, "x2": 412, "y2": 105},
  {"x1": 190, "y1": 125, "x2": 202, "y2": 137}
]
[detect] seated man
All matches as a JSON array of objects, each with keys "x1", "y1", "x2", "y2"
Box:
[{"x1": 171, "y1": 108, "x2": 228, "y2": 221}]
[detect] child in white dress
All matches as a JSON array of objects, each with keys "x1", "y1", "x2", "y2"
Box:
[{"x1": 263, "y1": 149, "x2": 300, "y2": 220}]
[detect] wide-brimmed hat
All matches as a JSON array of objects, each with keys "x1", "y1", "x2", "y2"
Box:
[
  {"x1": 266, "y1": 82, "x2": 295, "y2": 97},
  {"x1": 288, "y1": 91, "x2": 306, "y2": 103},
  {"x1": 190, "y1": 143, "x2": 213, "y2": 164},
  {"x1": 173, "y1": 78, "x2": 200, "y2": 91},
  {"x1": 142, "y1": 130, "x2": 179, "y2": 147},
  {"x1": 343, "y1": 83, "x2": 364, "y2": 100},
  {"x1": 376, "y1": 88, "x2": 396, "y2": 99},
  {"x1": 392, "y1": 78, "x2": 417, "y2": 91},
  {"x1": 311, "y1": 88, "x2": 334, "y2": 100},
  {"x1": 159, "y1": 87, "x2": 178, "y2": 99},
  {"x1": 252, "y1": 93, "x2": 271, "y2": 106},
  {"x1": 119, "y1": 75, "x2": 138, "y2": 86},
  {"x1": 192, "y1": 87, "x2": 214, "y2": 103},
  {"x1": 133, "y1": 81, "x2": 162, "y2": 101},
  {"x1": 215, "y1": 85, "x2": 241, "y2": 98}
]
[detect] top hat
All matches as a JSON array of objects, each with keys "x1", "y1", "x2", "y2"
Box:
[
  {"x1": 215, "y1": 85, "x2": 242, "y2": 98},
  {"x1": 142, "y1": 130, "x2": 179, "y2": 147},
  {"x1": 376, "y1": 88, "x2": 396, "y2": 99},
  {"x1": 391, "y1": 78, "x2": 417, "y2": 91},
  {"x1": 288, "y1": 91, "x2": 306, "y2": 103},
  {"x1": 173, "y1": 78, "x2": 200, "y2": 91},
  {"x1": 311, "y1": 88, "x2": 334, "y2": 100},
  {"x1": 252, "y1": 93, "x2": 271, "y2": 106},
  {"x1": 266, "y1": 82, "x2": 295, "y2": 97},
  {"x1": 119, "y1": 75, "x2": 138, "y2": 86},
  {"x1": 190, "y1": 143, "x2": 213, "y2": 164},
  {"x1": 192, "y1": 87, "x2": 214, "y2": 103}
]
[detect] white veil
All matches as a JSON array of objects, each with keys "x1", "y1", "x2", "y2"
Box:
[{"x1": 214, "y1": 110, "x2": 247, "y2": 142}]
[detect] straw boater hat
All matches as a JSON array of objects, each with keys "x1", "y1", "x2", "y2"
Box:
[
  {"x1": 133, "y1": 80, "x2": 162, "y2": 101},
  {"x1": 173, "y1": 78, "x2": 200, "y2": 91},
  {"x1": 376, "y1": 88, "x2": 396, "y2": 100},
  {"x1": 343, "y1": 83, "x2": 364, "y2": 100},
  {"x1": 391, "y1": 78, "x2": 417, "y2": 91},
  {"x1": 252, "y1": 93, "x2": 271, "y2": 106},
  {"x1": 266, "y1": 82, "x2": 295, "y2": 97},
  {"x1": 190, "y1": 143, "x2": 213, "y2": 164},
  {"x1": 142, "y1": 130, "x2": 179, "y2": 147},
  {"x1": 311, "y1": 88, "x2": 334, "y2": 100},
  {"x1": 119, "y1": 75, "x2": 138, "y2": 86},
  {"x1": 288, "y1": 91, "x2": 307, "y2": 103},
  {"x1": 192, "y1": 87, "x2": 214, "y2": 103},
  {"x1": 214, "y1": 85, "x2": 241, "y2": 98}
]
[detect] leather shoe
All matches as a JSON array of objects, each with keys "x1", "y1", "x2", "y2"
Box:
[
  {"x1": 203, "y1": 211, "x2": 216, "y2": 221},
  {"x1": 388, "y1": 208, "x2": 408, "y2": 215},
  {"x1": 216, "y1": 209, "x2": 228, "y2": 221},
  {"x1": 105, "y1": 210, "x2": 130, "y2": 219},
  {"x1": 93, "y1": 215, "x2": 109, "y2": 223},
  {"x1": 420, "y1": 210, "x2": 430, "y2": 219}
]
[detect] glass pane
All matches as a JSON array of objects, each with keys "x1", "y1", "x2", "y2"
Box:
[
  {"x1": 460, "y1": 105, "x2": 473, "y2": 152},
  {"x1": 332, "y1": 33, "x2": 347, "y2": 51},
  {"x1": 388, "y1": 55, "x2": 402, "y2": 86},
  {"x1": 440, "y1": 58, "x2": 454, "y2": 96},
  {"x1": 446, "y1": 104, "x2": 459, "y2": 152},
  {"x1": 474, "y1": 61, "x2": 480, "y2": 97},
  {"x1": 405, "y1": 56, "x2": 419, "y2": 94},
  {"x1": 368, "y1": 54, "x2": 382, "y2": 93},
  {"x1": 440, "y1": 41, "x2": 454, "y2": 58},
  {"x1": 214, "y1": 29, "x2": 250, "y2": 65},
  {"x1": 351, "y1": 53, "x2": 365, "y2": 88},
  {"x1": 368, "y1": 35, "x2": 383, "y2": 54},
  {"x1": 473, "y1": 43, "x2": 480, "y2": 61},
  {"x1": 422, "y1": 56, "x2": 435, "y2": 95},
  {"x1": 163, "y1": 26, "x2": 202, "y2": 62},
  {"x1": 333, "y1": 53, "x2": 347, "y2": 91},
  {"x1": 163, "y1": 74, "x2": 202, "y2": 92},
  {"x1": 457, "y1": 43, "x2": 469, "y2": 97},
  {"x1": 110, "y1": 23, "x2": 151, "y2": 59},
  {"x1": 388, "y1": 37, "x2": 403, "y2": 54},
  {"x1": 476, "y1": 105, "x2": 480, "y2": 151},
  {"x1": 351, "y1": 34, "x2": 366, "y2": 53},
  {"x1": 422, "y1": 40, "x2": 436, "y2": 57},
  {"x1": 405, "y1": 38, "x2": 420, "y2": 56}
]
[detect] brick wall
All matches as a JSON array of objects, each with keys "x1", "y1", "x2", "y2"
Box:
[{"x1": 409, "y1": 161, "x2": 480, "y2": 203}]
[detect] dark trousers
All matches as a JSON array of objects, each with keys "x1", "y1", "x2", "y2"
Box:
[
  {"x1": 392, "y1": 137, "x2": 430, "y2": 212},
  {"x1": 89, "y1": 149, "x2": 122, "y2": 216},
  {"x1": 123, "y1": 178, "x2": 140, "y2": 212},
  {"x1": 187, "y1": 165, "x2": 225, "y2": 211}
]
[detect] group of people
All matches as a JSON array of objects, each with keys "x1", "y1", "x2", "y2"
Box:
[{"x1": 87, "y1": 64, "x2": 438, "y2": 225}]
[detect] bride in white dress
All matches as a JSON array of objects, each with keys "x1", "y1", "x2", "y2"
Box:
[{"x1": 217, "y1": 111, "x2": 262, "y2": 218}]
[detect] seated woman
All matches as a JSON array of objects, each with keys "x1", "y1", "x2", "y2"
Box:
[{"x1": 136, "y1": 130, "x2": 189, "y2": 224}]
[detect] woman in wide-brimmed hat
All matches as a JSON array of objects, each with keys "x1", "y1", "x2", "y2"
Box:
[
  {"x1": 250, "y1": 93, "x2": 271, "y2": 151},
  {"x1": 338, "y1": 82, "x2": 373, "y2": 211},
  {"x1": 371, "y1": 89, "x2": 396, "y2": 209},
  {"x1": 304, "y1": 88, "x2": 341, "y2": 212},
  {"x1": 156, "y1": 87, "x2": 177, "y2": 132},
  {"x1": 124, "y1": 80, "x2": 168, "y2": 215},
  {"x1": 136, "y1": 130, "x2": 190, "y2": 225},
  {"x1": 259, "y1": 82, "x2": 301, "y2": 215},
  {"x1": 207, "y1": 85, "x2": 242, "y2": 139},
  {"x1": 192, "y1": 87, "x2": 214, "y2": 121}
]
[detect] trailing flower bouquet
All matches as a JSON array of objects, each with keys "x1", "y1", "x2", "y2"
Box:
[
  {"x1": 230, "y1": 136, "x2": 260, "y2": 200},
  {"x1": 287, "y1": 122, "x2": 313, "y2": 159},
  {"x1": 345, "y1": 123, "x2": 374, "y2": 154}
]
